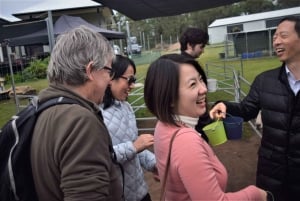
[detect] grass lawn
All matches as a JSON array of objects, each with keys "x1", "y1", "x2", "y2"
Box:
[{"x1": 0, "y1": 45, "x2": 280, "y2": 128}]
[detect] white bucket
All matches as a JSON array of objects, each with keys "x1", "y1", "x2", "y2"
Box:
[{"x1": 207, "y1": 78, "x2": 218, "y2": 92}]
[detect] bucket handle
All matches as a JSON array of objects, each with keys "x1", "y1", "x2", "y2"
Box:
[
  {"x1": 211, "y1": 119, "x2": 221, "y2": 131},
  {"x1": 224, "y1": 113, "x2": 242, "y2": 119},
  {"x1": 224, "y1": 113, "x2": 244, "y2": 125},
  {"x1": 225, "y1": 113, "x2": 234, "y2": 117}
]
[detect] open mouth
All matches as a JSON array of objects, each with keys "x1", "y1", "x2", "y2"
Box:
[
  {"x1": 275, "y1": 47, "x2": 284, "y2": 55},
  {"x1": 196, "y1": 97, "x2": 206, "y2": 104}
]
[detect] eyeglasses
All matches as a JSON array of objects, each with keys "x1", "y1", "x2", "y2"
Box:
[
  {"x1": 102, "y1": 66, "x2": 115, "y2": 79},
  {"x1": 120, "y1": 75, "x2": 136, "y2": 85}
]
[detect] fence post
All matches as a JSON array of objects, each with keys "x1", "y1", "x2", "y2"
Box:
[
  {"x1": 205, "y1": 63, "x2": 209, "y2": 77},
  {"x1": 233, "y1": 70, "x2": 241, "y2": 103}
]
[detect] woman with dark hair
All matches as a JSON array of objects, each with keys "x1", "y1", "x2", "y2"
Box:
[
  {"x1": 101, "y1": 55, "x2": 157, "y2": 201},
  {"x1": 143, "y1": 54, "x2": 268, "y2": 201}
]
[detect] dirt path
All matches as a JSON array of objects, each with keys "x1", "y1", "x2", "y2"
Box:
[{"x1": 144, "y1": 133, "x2": 261, "y2": 200}]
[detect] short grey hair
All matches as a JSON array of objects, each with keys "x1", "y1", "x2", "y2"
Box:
[{"x1": 47, "y1": 25, "x2": 115, "y2": 86}]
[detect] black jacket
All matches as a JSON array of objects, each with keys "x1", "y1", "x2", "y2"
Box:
[{"x1": 224, "y1": 63, "x2": 300, "y2": 201}]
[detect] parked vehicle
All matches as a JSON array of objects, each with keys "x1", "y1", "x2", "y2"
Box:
[
  {"x1": 113, "y1": 45, "x2": 121, "y2": 55},
  {"x1": 125, "y1": 44, "x2": 142, "y2": 55}
]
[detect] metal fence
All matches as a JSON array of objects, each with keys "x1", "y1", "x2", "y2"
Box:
[{"x1": 223, "y1": 28, "x2": 276, "y2": 59}]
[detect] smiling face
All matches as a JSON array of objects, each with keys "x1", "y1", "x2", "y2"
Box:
[
  {"x1": 86, "y1": 60, "x2": 113, "y2": 105},
  {"x1": 273, "y1": 20, "x2": 300, "y2": 65},
  {"x1": 110, "y1": 65, "x2": 135, "y2": 101},
  {"x1": 176, "y1": 63, "x2": 207, "y2": 118}
]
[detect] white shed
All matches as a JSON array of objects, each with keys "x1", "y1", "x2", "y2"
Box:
[{"x1": 208, "y1": 7, "x2": 300, "y2": 44}]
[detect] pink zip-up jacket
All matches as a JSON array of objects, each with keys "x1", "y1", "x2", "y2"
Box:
[{"x1": 154, "y1": 121, "x2": 263, "y2": 201}]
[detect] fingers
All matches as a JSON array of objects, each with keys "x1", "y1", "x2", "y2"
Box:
[
  {"x1": 209, "y1": 102, "x2": 227, "y2": 120},
  {"x1": 139, "y1": 134, "x2": 154, "y2": 145},
  {"x1": 215, "y1": 110, "x2": 226, "y2": 120},
  {"x1": 133, "y1": 134, "x2": 154, "y2": 153}
]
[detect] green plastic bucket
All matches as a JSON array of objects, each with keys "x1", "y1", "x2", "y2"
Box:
[{"x1": 203, "y1": 120, "x2": 227, "y2": 146}]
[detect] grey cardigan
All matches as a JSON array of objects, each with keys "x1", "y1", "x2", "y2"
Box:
[{"x1": 101, "y1": 101, "x2": 156, "y2": 201}]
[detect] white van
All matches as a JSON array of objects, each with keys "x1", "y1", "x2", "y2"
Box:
[{"x1": 113, "y1": 45, "x2": 121, "y2": 55}]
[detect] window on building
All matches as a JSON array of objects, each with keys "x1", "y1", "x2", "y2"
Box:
[
  {"x1": 227, "y1": 24, "x2": 243, "y2": 33},
  {"x1": 266, "y1": 18, "x2": 281, "y2": 28}
]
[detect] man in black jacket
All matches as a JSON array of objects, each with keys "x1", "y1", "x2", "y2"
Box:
[{"x1": 210, "y1": 16, "x2": 300, "y2": 201}]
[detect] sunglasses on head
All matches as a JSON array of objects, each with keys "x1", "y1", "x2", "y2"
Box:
[{"x1": 120, "y1": 75, "x2": 136, "y2": 85}]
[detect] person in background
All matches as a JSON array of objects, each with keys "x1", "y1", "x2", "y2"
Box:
[
  {"x1": 30, "y1": 25, "x2": 123, "y2": 201},
  {"x1": 143, "y1": 54, "x2": 268, "y2": 201},
  {"x1": 210, "y1": 16, "x2": 300, "y2": 201},
  {"x1": 101, "y1": 55, "x2": 157, "y2": 201},
  {"x1": 179, "y1": 27, "x2": 209, "y2": 59}
]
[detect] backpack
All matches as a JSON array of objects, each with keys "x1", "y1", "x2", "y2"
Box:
[{"x1": 0, "y1": 96, "x2": 79, "y2": 201}]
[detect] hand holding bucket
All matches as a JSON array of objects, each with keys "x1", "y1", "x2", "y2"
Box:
[{"x1": 203, "y1": 120, "x2": 227, "y2": 146}]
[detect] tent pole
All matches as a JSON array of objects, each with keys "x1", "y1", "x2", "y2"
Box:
[
  {"x1": 6, "y1": 43, "x2": 20, "y2": 113},
  {"x1": 46, "y1": 10, "x2": 55, "y2": 52},
  {"x1": 117, "y1": 22, "x2": 123, "y2": 53},
  {"x1": 126, "y1": 21, "x2": 132, "y2": 58}
]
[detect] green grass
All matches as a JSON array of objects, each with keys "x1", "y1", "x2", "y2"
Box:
[
  {"x1": 0, "y1": 45, "x2": 280, "y2": 129},
  {"x1": 0, "y1": 79, "x2": 49, "y2": 127}
]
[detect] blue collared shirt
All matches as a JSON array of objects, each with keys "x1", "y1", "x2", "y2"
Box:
[{"x1": 286, "y1": 66, "x2": 300, "y2": 95}]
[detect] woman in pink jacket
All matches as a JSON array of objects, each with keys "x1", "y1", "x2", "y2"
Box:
[{"x1": 143, "y1": 54, "x2": 270, "y2": 201}]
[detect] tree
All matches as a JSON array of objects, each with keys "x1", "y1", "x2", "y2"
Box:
[
  {"x1": 276, "y1": 0, "x2": 300, "y2": 8},
  {"x1": 239, "y1": 0, "x2": 275, "y2": 14}
]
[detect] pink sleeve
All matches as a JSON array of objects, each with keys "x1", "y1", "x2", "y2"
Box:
[{"x1": 171, "y1": 131, "x2": 263, "y2": 200}]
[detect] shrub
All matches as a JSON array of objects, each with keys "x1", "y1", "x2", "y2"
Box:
[{"x1": 23, "y1": 58, "x2": 48, "y2": 80}]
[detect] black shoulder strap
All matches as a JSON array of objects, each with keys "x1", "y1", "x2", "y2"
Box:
[{"x1": 34, "y1": 96, "x2": 80, "y2": 113}]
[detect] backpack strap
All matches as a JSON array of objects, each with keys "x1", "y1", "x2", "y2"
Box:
[
  {"x1": 36, "y1": 96, "x2": 80, "y2": 113},
  {"x1": 7, "y1": 96, "x2": 79, "y2": 200}
]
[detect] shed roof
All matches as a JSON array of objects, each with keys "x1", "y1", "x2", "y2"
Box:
[
  {"x1": 3, "y1": 15, "x2": 125, "y2": 46},
  {"x1": 209, "y1": 6, "x2": 300, "y2": 28},
  {"x1": 0, "y1": 0, "x2": 101, "y2": 22}
]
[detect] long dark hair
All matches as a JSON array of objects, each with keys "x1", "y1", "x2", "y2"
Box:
[{"x1": 103, "y1": 55, "x2": 136, "y2": 109}]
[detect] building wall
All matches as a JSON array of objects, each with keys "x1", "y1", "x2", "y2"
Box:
[
  {"x1": 208, "y1": 26, "x2": 227, "y2": 44},
  {"x1": 243, "y1": 20, "x2": 265, "y2": 32},
  {"x1": 208, "y1": 19, "x2": 268, "y2": 44},
  {"x1": 208, "y1": 7, "x2": 300, "y2": 45}
]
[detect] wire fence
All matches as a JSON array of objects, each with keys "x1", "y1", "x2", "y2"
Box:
[{"x1": 223, "y1": 28, "x2": 276, "y2": 59}]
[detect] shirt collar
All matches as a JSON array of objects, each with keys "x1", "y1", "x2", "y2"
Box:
[{"x1": 285, "y1": 65, "x2": 298, "y2": 84}]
